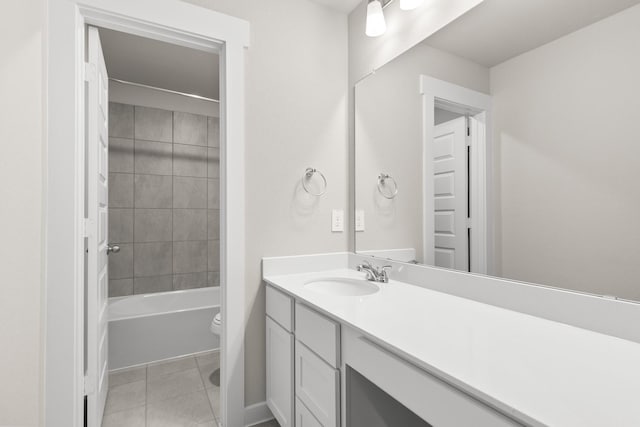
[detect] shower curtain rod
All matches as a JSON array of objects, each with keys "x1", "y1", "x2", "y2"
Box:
[{"x1": 109, "y1": 78, "x2": 220, "y2": 103}]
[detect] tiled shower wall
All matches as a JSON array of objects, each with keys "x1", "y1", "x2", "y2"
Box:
[{"x1": 107, "y1": 102, "x2": 220, "y2": 297}]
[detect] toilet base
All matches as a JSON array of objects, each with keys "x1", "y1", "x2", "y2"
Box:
[{"x1": 209, "y1": 368, "x2": 220, "y2": 387}]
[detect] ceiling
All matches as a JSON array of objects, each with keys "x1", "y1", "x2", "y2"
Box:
[
  {"x1": 97, "y1": 0, "x2": 640, "y2": 97},
  {"x1": 425, "y1": 0, "x2": 640, "y2": 67},
  {"x1": 311, "y1": 0, "x2": 362, "y2": 13},
  {"x1": 98, "y1": 28, "x2": 220, "y2": 100}
]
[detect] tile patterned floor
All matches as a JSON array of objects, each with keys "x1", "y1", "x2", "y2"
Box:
[{"x1": 103, "y1": 351, "x2": 222, "y2": 427}]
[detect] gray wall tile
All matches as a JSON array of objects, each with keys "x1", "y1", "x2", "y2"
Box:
[
  {"x1": 109, "y1": 103, "x2": 134, "y2": 139},
  {"x1": 207, "y1": 117, "x2": 220, "y2": 148},
  {"x1": 207, "y1": 210, "x2": 220, "y2": 240},
  {"x1": 174, "y1": 112, "x2": 207, "y2": 146},
  {"x1": 174, "y1": 241, "x2": 207, "y2": 274},
  {"x1": 134, "y1": 140, "x2": 172, "y2": 175},
  {"x1": 109, "y1": 209, "x2": 133, "y2": 243},
  {"x1": 108, "y1": 243, "x2": 133, "y2": 279},
  {"x1": 134, "y1": 275, "x2": 173, "y2": 294},
  {"x1": 109, "y1": 279, "x2": 133, "y2": 297},
  {"x1": 134, "y1": 174, "x2": 172, "y2": 208},
  {"x1": 134, "y1": 209, "x2": 172, "y2": 243},
  {"x1": 207, "y1": 272, "x2": 220, "y2": 287},
  {"x1": 134, "y1": 106, "x2": 173, "y2": 142},
  {"x1": 173, "y1": 209, "x2": 207, "y2": 241},
  {"x1": 207, "y1": 148, "x2": 220, "y2": 178},
  {"x1": 109, "y1": 173, "x2": 134, "y2": 208},
  {"x1": 109, "y1": 138, "x2": 134, "y2": 173},
  {"x1": 134, "y1": 242, "x2": 173, "y2": 277},
  {"x1": 174, "y1": 177, "x2": 207, "y2": 209},
  {"x1": 173, "y1": 272, "x2": 208, "y2": 290},
  {"x1": 208, "y1": 240, "x2": 220, "y2": 272},
  {"x1": 108, "y1": 102, "x2": 220, "y2": 295},
  {"x1": 174, "y1": 144, "x2": 207, "y2": 177},
  {"x1": 207, "y1": 179, "x2": 220, "y2": 209}
]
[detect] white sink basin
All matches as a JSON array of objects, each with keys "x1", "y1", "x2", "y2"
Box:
[{"x1": 304, "y1": 278, "x2": 380, "y2": 296}]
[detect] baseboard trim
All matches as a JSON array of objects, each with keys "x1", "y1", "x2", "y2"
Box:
[{"x1": 245, "y1": 401, "x2": 274, "y2": 427}]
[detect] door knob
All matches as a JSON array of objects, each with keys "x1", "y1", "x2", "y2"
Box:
[{"x1": 107, "y1": 244, "x2": 120, "y2": 255}]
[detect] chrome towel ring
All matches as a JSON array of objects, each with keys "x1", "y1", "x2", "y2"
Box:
[
  {"x1": 302, "y1": 167, "x2": 327, "y2": 196},
  {"x1": 377, "y1": 173, "x2": 398, "y2": 199}
]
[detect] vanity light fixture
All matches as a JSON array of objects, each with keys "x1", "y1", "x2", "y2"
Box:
[
  {"x1": 366, "y1": 0, "x2": 424, "y2": 37},
  {"x1": 366, "y1": 0, "x2": 386, "y2": 37}
]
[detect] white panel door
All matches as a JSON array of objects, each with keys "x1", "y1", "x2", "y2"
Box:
[
  {"x1": 433, "y1": 117, "x2": 469, "y2": 271},
  {"x1": 86, "y1": 26, "x2": 109, "y2": 427}
]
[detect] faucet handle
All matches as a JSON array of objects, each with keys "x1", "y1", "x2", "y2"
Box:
[{"x1": 379, "y1": 265, "x2": 392, "y2": 282}]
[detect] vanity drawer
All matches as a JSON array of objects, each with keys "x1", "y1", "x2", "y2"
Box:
[
  {"x1": 295, "y1": 303, "x2": 340, "y2": 367},
  {"x1": 295, "y1": 341, "x2": 340, "y2": 427},
  {"x1": 266, "y1": 285, "x2": 293, "y2": 332},
  {"x1": 296, "y1": 398, "x2": 323, "y2": 427}
]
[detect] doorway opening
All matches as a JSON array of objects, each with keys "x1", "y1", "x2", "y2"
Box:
[
  {"x1": 85, "y1": 25, "x2": 222, "y2": 426},
  {"x1": 421, "y1": 75, "x2": 492, "y2": 275},
  {"x1": 45, "y1": 3, "x2": 249, "y2": 427}
]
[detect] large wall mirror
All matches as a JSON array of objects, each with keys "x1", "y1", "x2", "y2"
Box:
[{"x1": 354, "y1": 1, "x2": 640, "y2": 302}]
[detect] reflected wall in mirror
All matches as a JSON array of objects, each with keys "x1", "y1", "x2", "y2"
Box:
[{"x1": 354, "y1": 1, "x2": 640, "y2": 302}]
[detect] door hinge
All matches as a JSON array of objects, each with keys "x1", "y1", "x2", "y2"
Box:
[
  {"x1": 83, "y1": 218, "x2": 93, "y2": 238},
  {"x1": 84, "y1": 375, "x2": 95, "y2": 395},
  {"x1": 84, "y1": 62, "x2": 96, "y2": 82},
  {"x1": 466, "y1": 218, "x2": 472, "y2": 229}
]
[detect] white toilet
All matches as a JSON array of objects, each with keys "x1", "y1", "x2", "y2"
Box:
[{"x1": 210, "y1": 312, "x2": 221, "y2": 336}]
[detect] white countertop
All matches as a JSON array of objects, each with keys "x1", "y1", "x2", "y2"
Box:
[{"x1": 264, "y1": 268, "x2": 640, "y2": 427}]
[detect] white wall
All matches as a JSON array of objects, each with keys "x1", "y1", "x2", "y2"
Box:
[
  {"x1": 491, "y1": 3, "x2": 640, "y2": 301},
  {"x1": 0, "y1": 0, "x2": 45, "y2": 425},
  {"x1": 182, "y1": 0, "x2": 349, "y2": 406},
  {"x1": 355, "y1": 42, "x2": 489, "y2": 262},
  {"x1": 348, "y1": 0, "x2": 483, "y2": 85}
]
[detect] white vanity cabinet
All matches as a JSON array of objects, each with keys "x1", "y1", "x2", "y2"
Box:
[
  {"x1": 266, "y1": 285, "x2": 341, "y2": 427},
  {"x1": 266, "y1": 282, "x2": 521, "y2": 427}
]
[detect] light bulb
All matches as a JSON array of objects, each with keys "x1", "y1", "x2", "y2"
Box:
[
  {"x1": 400, "y1": 0, "x2": 424, "y2": 11},
  {"x1": 366, "y1": 0, "x2": 386, "y2": 37}
]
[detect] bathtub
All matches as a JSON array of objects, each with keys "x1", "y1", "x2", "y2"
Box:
[{"x1": 108, "y1": 287, "x2": 219, "y2": 370}]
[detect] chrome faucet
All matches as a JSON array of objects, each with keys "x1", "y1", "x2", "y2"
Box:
[{"x1": 357, "y1": 261, "x2": 392, "y2": 283}]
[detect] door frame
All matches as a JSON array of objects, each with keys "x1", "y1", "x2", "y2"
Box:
[
  {"x1": 420, "y1": 75, "x2": 492, "y2": 275},
  {"x1": 45, "y1": 1, "x2": 249, "y2": 426}
]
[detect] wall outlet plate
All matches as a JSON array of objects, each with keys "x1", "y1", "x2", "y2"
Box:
[
  {"x1": 355, "y1": 210, "x2": 365, "y2": 232},
  {"x1": 332, "y1": 209, "x2": 344, "y2": 232}
]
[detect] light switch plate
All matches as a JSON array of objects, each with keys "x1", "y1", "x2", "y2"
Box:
[
  {"x1": 332, "y1": 209, "x2": 344, "y2": 232},
  {"x1": 355, "y1": 210, "x2": 365, "y2": 232}
]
